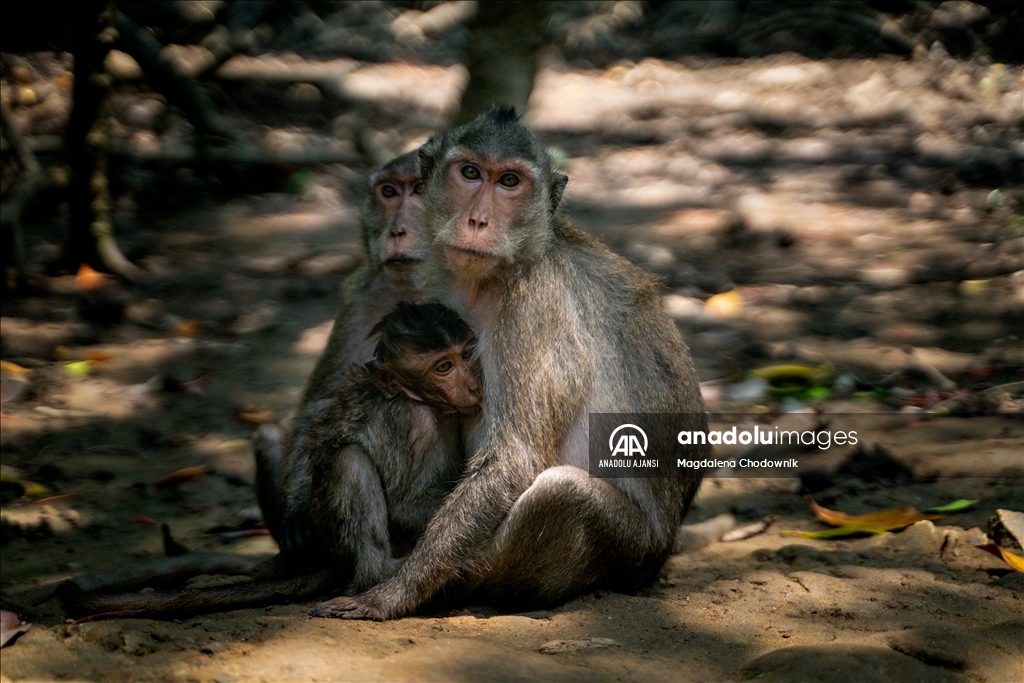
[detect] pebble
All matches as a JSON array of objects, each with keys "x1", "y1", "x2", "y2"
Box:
[
  {"x1": 539, "y1": 638, "x2": 617, "y2": 654},
  {"x1": 907, "y1": 191, "x2": 937, "y2": 215},
  {"x1": 860, "y1": 267, "x2": 910, "y2": 288},
  {"x1": 105, "y1": 50, "x2": 143, "y2": 80},
  {"x1": 662, "y1": 294, "x2": 705, "y2": 321}
]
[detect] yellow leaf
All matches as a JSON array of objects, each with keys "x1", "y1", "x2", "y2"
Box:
[
  {"x1": 75, "y1": 263, "x2": 106, "y2": 291},
  {"x1": 0, "y1": 361, "x2": 32, "y2": 378},
  {"x1": 152, "y1": 465, "x2": 208, "y2": 489},
  {"x1": 750, "y1": 364, "x2": 830, "y2": 385},
  {"x1": 704, "y1": 290, "x2": 744, "y2": 319},
  {"x1": 236, "y1": 409, "x2": 274, "y2": 425},
  {"x1": 781, "y1": 524, "x2": 889, "y2": 539},
  {"x1": 64, "y1": 361, "x2": 92, "y2": 377},
  {"x1": 173, "y1": 320, "x2": 201, "y2": 338},
  {"x1": 21, "y1": 480, "x2": 51, "y2": 499},
  {"x1": 976, "y1": 543, "x2": 1024, "y2": 573},
  {"x1": 805, "y1": 497, "x2": 941, "y2": 531}
]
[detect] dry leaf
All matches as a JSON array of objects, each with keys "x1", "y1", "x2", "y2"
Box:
[
  {"x1": 721, "y1": 516, "x2": 777, "y2": 542},
  {"x1": 806, "y1": 497, "x2": 941, "y2": 530},
  {"x1": 173, "y1": 319, "x2": 201, "y2": 338},
  {"x1": 0, "y1": 477, "x2": 54, "y2": 500},
  {"x1": 0, "y1": 610, "x2": 31, "y2": 647},
  {"x1": 976, "y1": 543, "x2": 1024, "y2": 573},
  {"x1": 132, "y1": 515, "x2": 157, "y2": 526},
  {"x1": 84, "y1": 351, "x2": 112, "y2": 364},
  {"x1": 236, "y1": 409, "x2": 274, "y2": 425},
  {"x1": 152, "y1": 465, "x2": 208, "y2": 489},
  {"x1": 0, "y1": 361, "x2": 32, "y2": 378},
  {"x1": 64, "y1": 361, "x2": 93, "y2": 377},
  {"x1": 75, "y1": 263, "x2": 106, "y2": 291},
  {"x1": 781, "y1": 524, "x2": 890, "y2": 539},
  {"x1": 30, "y1": 493, "x2": 79, "y2": 506},
  {"x1": 704, "y1": 290, "x2": 744, "y2": 319}
]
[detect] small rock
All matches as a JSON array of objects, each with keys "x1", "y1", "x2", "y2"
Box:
[
  {"x1": 989, "y1": 509, "x2": 1024, "y2": 551},
  {"x1": 539, "y1": 638, "x2": 618, "y2": 654},
  {"x1": 200, "y1": 641, "x2": 226, "y2": 654},
  {"x1": 860, "y1": 267, "x2": 910, "y2": 288},
  {"x1": 663, "y1": 294, "x2": 705, "y2": 321},
  {"x1": 105, "y1": 50, "x2": 143, "y2": 80},
  {"x1": 231, "y1": 303, "x2": 279, "y2": 336},
  {"x1": 212, "y1": 676, "x2": 235, "y2": 683},
  {"x1": 286, "y1": 83, "x2": 322, "y2": 103},
  {"x1": 888, "y1": 521, "x2": 944, "y2": 555},
  {"x1": 908, "y1": 192, "x2": 936, "y2": 215},
  {"x1": 723, "y1": 377, "x2": 770, "y2": 404}
]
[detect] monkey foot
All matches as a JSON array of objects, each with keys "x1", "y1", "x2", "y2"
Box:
[{"x1": 310, "y1": 595, "x2": 388, "y2": 621}]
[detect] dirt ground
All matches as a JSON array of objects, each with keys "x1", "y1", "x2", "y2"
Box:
[{"x1": 2, "y1": 51, "x2": 1023, "y2": 682}]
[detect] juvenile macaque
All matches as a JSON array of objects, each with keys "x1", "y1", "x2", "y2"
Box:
[
  {"x1": 60, "y1": 302, "x2": 480, "y2": 620},
  {"x1": 311, "y1": 108, "x2": 709, "y2": 621},
  {"x1": 255, "y1": 151, "x2": 427, "y2": 556},
  {"x1": 307, "y1": 301, "x2": 481, "y2": 591}
]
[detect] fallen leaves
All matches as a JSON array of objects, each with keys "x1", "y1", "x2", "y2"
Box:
[
  {"x1": 0, "y1": 473, "x2": 51, "y2": 501},
  {"x1": 782, "y1": 497, "x2": 943, "y2": 539},
  {"x1": 704, "y1": 290, "x2": 743, "y2": 319},
  {"x1": 152, "y1": 465, "x2": 208, "y2": 489},
  {"x1": 74, "y1": 264, "x2": 106, "y2": 291},
  {"x1": 0, "y1": 361, "x2": 32, "y2": 378},
  {"x1": 236, "y1": 408, "x2": 274, "y2": 425},
  {"x1": 976, "y1": 543, "x2": 1024, "y2": 573},
  {"x1": 927, "y1": 499, "x2": 978, "y2": 514},
  {"x1": 0, "y1": 610, "x2": 31, "y2": 648},
  {"x1": 173, "y1": 319, "x2": 201, "y2": 338}
]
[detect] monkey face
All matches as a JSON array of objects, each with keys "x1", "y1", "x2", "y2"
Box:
[
  {"x1": 378, "y1": 341, "x2": 482, "y2": 415},
  {"x1": 363, "y1": 151, "x2": 428, "y2": 280},
  {"x1": 431, "y1": 155, "x2": 539, "y2": 280},
  {"x1": 374, "y1": 174, "x2": 426, "y2": 278},
  {"x1": 418, "y1": 110, "x2": 568, "y2": 284}
]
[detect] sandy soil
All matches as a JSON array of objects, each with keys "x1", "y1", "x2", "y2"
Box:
[{"x1": 1, "y1": 52, "x2": 1023, "y2": 682}]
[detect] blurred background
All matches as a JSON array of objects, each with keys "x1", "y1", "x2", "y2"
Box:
[{"x1": 0, "y1": 3, "x2": 1022, "y2": 674}]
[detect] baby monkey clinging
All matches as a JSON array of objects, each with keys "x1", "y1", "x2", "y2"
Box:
[{"x1": 305, "y1": 301, "x2": 481, "y2": 593}]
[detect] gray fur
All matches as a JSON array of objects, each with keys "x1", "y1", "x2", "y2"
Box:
[{"x1": 311, "y1": 109, "x2": 708, "y2": 621}]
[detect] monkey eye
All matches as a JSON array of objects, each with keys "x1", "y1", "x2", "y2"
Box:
[
  {"x1": 461, "y1": 345, "x2": 475, "y2": 360},
  {"x1": 460, "y1": 165, "x2": 481, "y2": 180},
  {"x1": 498, "y1": 173, "x2": 519, "y2": 187},
  {"x1": 380, "y1": 184, "x2": 398, "y2": 198},
  {"x1": 412, "y1": 181, "x2": 424, "y2": 194},
  {"x1": 434, "y1": 360, "x2": 454, "y2": 374}
]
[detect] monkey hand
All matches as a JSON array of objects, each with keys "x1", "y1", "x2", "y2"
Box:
[{"x1": 309, "y1": 592, "x2": 390, "y2": 621}]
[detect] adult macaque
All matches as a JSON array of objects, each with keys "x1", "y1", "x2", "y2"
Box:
[
  {"x1": 311, "y1": 108, "x2": 709, "y2": 621},
  {"x1": 60, "y1": 303, "x2": 480, "y2": 620},
  {"x1": 308, "y1": 301, "x2": 481, "y2": 592},
  {"x1": 255, "y1": 151, "x2": 426, "y2": 557}
]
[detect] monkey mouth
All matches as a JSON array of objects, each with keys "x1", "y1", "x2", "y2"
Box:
[
  {"x1": 447, "y1": 246, "x2": 498, "y2": 261},
  {"x1": 384, "y1": 256, "x2": 423, "y2": 267}
]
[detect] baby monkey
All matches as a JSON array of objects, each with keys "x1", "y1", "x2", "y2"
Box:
[
  {"x1": 60, "y1": 302, "x2": 480, "y2": 620},
  {"x1": 304, "y1": 301, "x2": 481, "y2": 592}
]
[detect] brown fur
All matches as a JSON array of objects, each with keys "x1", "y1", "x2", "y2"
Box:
[
  {"x1": 311, "y1": 108, "x2": 708, "y2": 621},
  {"x1": 255, "y1": 151, "x2": 427, "y2": 555}
]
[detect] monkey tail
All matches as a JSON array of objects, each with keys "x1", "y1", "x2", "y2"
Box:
[{"x1": 58, "y1": 568, "x2": 335, "y2": 621}]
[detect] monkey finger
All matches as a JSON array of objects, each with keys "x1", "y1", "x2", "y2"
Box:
[{"x1": 309, "y1": 596, "x2": 386, "y2": 621}]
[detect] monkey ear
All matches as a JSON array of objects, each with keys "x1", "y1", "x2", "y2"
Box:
[
  {"x1": 368, "y1": 361, "x2": 402, "y2": 399},
  {"x1": 549, "y1": 172, "x2": 568, "y2": 214},
  {"x1": 418, "y1": 137, "x2": 441, "y2": 182}
]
